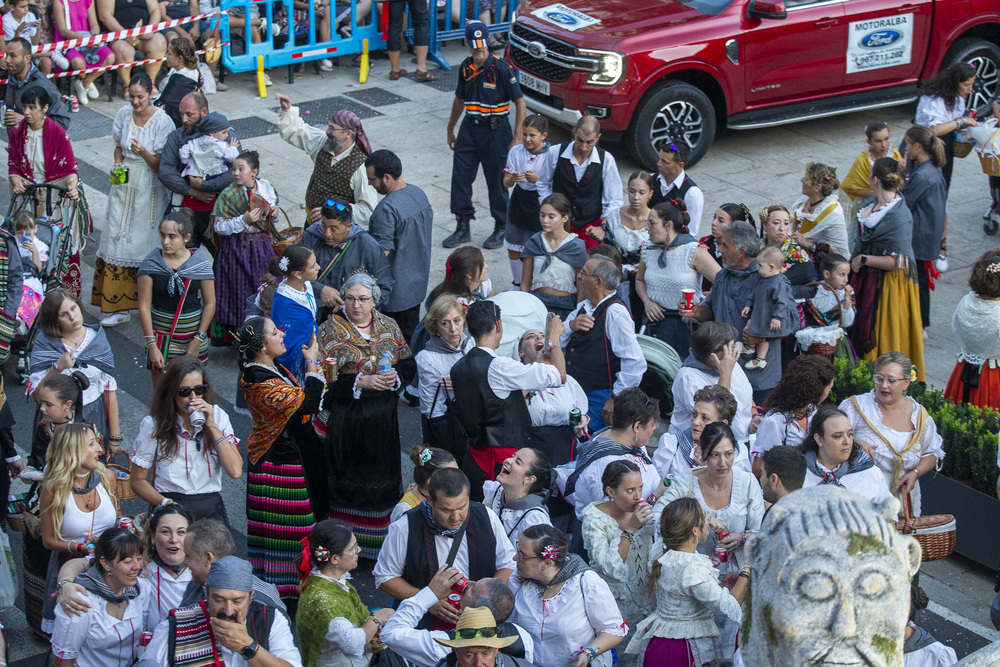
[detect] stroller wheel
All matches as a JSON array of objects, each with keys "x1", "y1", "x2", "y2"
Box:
[{"x1": 985, "y1": 217, "x2": 999, "y2": 236}]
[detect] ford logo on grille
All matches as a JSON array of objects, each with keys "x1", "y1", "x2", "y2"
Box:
[
  {"x1": 527, "y1": 41, "x2": 547, "y2": 59},
  {"x1": 859, "y1": 30, "x2": 902, "y2": 48}
]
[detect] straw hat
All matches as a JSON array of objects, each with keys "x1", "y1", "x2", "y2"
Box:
[{"x1": 432, "y1": 607, "x2": 517, "y2": 650}]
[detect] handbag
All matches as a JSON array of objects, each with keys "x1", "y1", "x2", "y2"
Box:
[
  {"x1": 894, "y1": 484, "x2": 956, "y2": 562},
  {"x1": 425, "y1": 382, "x2": 467, "y2": 460}
]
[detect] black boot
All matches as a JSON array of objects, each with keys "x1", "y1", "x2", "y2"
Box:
[
  {"x1": 482, "y1": 220, "x2": 505, "y2": 250},
  {"x1": 443, "y1": 217, "x2": 472, "y2": 248}
]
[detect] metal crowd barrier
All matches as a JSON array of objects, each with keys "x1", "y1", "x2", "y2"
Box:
[{"x1": 427, "y1": 0, "x2": 520, "y2": 70}]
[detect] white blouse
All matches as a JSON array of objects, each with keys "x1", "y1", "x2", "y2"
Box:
[
  {"x1": 511, "y1": 570, "x2": 627, "y2": 667},
  {"x1": 604, "y1": 207, "x2": 650, "y2": 256},
  {"x1": 482, "y1": 481, "x2": 551, "y2": 547},
  {"x1": 570, "y1": 448, "x2": 661, "y2": 522},
  {"x1": 628, "y1": 544, "x2": 741, "y2": 659},
  {"x1": 751, "y1": 407, "x2": 816, "y2": 461},
  {"x1": 669, "y1": 364, "x2": 753, "y2": 445},
  {"x1": 113, "y1": 105, "x2": 174, "y2": 160},
  {"x1": 213, "y1": 179, "x2": 279, "y2": 236},
  {"x1": 27, "y1": 328, "x2": 118, "y2": 406},
  {"x1": 652, "y1": 431, "x2": 751, "y2": 481},
  {"x1": 580, "y1": 502, "x2": 654, "y2": 622},
  {"x1": 27, "y1": 126, "x2": 45, "y2": 182},
  {"x1": 791, "y1": 193, "x2": 850, "y2": 257},
  {"x1": 530, "y1": 233, "x2": 582, "y2": 293},
  {"x1": 505, "y1": 143, "x2": 553, "y2": 194},
  {"x1": 51, "y1": 583, "x2": 152, "y2": 667},
  {"x1": 808, "y1": 285, "x2": 856, "y2": 329},
  {"x1": 914, "y1": 94, "x2": 966, "y2": 127},
  {"x1": 415, "y1": 336, "x2": 476, "y2": 418},
  {"x1": 527, "y1": 374, "x2": 588, "y2": 427},
  {"x1": 130, "y1": 405, "x2": 239, "y2": 496},
  {"x1": 653, "y1": 469, "x2": 764, "y2": 572},
  {"x1": 143, "y1": 561, "x2": 193, "y2": 629},
  {"x1": 802, "y1": 464, "x2": 893, "y2": 507}
]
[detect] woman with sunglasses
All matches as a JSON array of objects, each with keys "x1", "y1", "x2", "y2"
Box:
[
  {"x1": 319, "y1": 272, "x2": 411, "y2": 559},
  {"x1": 296, "y1": 519, "x2": 396, "y2": 667},
  {"x1": 838, "y1": 351, "x2": 943, "y2": 515},
  {"x1": 129, "y1": 356, "x2": 242, "y2": 522}
]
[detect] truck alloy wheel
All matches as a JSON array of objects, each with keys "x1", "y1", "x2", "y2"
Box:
[{"x1": 626, "y1": 81, "x2": 716, "y2": 170}]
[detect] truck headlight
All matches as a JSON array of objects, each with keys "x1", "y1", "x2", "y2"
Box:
[{"x1": 580, "y1": 49, "x2": 624, "y2": 86}]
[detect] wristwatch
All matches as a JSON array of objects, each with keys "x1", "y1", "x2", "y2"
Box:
[
  {"x1": 240, "y1": 640, "x2": 259, "y2": 660},
  {"x1": 194, "y1": 331, "x2": 208, "y2": 341}
]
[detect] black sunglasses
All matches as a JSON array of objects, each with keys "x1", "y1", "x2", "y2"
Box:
[
  {"x1": 177, "y1": 384, "x2": 208, "y2": 398},
  {"x1": 455, "y1": 627, "x2": 499, "y2": 639}
]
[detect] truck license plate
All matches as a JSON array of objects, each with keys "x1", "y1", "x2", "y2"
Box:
[{"x1": 519, "y1": 72, "x2": 550, "y2": 96}]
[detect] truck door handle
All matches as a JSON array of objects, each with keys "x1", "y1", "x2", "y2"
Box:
[
  {"x1": 814, "y1": 18, "x2": 838, "y2": 29},
  {"x1": 897, "y1": 3, "x2": 915, "y2": 11}
]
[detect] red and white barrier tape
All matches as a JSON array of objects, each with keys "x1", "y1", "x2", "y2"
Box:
[
  {"x1": 31, "y1": 10, "x2": 229, "y2": 55},
  {"x1": 0, "y1": 43, "x2": 228, "y2": 83}
]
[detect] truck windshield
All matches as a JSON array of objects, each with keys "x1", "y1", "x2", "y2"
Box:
[{"x1": 672, "y1": 0, "x2": 736, "y2": 16}]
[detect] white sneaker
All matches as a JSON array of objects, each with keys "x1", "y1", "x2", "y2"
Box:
[
  {"x1": 936, "y1": 254, "x2": 949, "y2": 272},
  {"x1": 74, "y1": 79, "x2": 90, "y2": 105},
  {"x1": 215, "y1": 82, "x2": 228, "y2": 92},
  {"x1": 262, "y1": 72, "x2": 273, "y2": 86},
  {"x1": 319, "y1": 58, "x2": 334, "y2": 72},
  {"x1": 923, "y1": 328, "x2": 929, "y2": 340},
  {"x1": 87, "y1": 82, "x2": 99, "y2": 99},
  {"x1": 52, "y1": 50, "x2": 70, "y2": 70},
  {"x1": 100, "y1": 311, "x2": 130, "y2": 327}
]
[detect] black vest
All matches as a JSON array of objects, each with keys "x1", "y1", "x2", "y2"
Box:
[
  {"x1": 649, "y1": 171, "x2": 697, "y2": 208},
  {"x1": 446, "y1": 622, "x2": 526, "y2": 660},
  {"x1": 402, "y1": 503, "x2": 499, "y2": 629},
  {"x1": 551, "y1": 143, "x2": 606, "y2": 230},
  {"x1": 451, "y1": 348, "x2": 531, "y2": 450},
  {"x1": 565, "y1": 296, "x2": 626, "y2": 393}
]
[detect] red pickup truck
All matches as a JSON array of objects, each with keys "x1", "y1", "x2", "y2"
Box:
[{"x1": 507, "y1": 0, "x2": 1000, "y2": 167}]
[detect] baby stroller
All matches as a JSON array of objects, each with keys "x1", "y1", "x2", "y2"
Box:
[{"x1": 3, "y1": 184, "x2": 80, "y2": 383}]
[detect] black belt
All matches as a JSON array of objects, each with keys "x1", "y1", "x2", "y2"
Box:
[{"x1": 468, "y1": 115, "x2": 508, "y2": 129}]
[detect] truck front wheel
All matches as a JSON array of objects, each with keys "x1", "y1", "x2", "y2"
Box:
[
  {"x1": 625, "y1": 81, "x2": 716, "y2": 170},
  {"x1": 945, "y1": 39, "x2": 1000, "y2": 112}
]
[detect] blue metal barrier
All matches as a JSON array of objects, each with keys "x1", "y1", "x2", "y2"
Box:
[
  {"x1": 427, "y1": 0, "x2": 520, "y2": 71},
  {"x1": 221, "y1": 0, "x2": 387, "y2": 73}
]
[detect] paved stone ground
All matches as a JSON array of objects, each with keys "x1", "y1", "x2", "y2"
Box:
[{"x1": 0, "y1": 40, "x2": 998, "y2": 664}]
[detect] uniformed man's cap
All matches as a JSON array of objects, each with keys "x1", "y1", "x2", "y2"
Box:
[{"x1": 465, "y1": 21, "x2": 489, "y2": 49}]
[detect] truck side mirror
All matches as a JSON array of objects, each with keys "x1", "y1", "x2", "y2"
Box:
[{"x1": 747, "y1": 0, "x2": 787, "y2": 20}]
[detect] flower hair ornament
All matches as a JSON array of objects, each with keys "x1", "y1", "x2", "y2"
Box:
[
  {"x1": 418, "y1": 448, "x2": 433, "y2": 465},
  {"x1": 278, "y1": 256, "x2": 290, "y2": 272},
  {"x1": 910, "y1": 366, "x2": 919, "y2": 382},
  {"x1": 988, "y1": 257, "x2": 1000, "y2": 273},
  {"x1": 541, "y1": 544, "x2": 559, "y2": 560}
]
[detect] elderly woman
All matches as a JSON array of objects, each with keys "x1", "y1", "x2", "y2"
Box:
[
  {"x1": 512, "y1": 525, "x2": 625, "y2": 667},
  {"x1": 50, "y1": 528, "x2": 151, "y2": 667},
  {"x1": 945, "y1": 250, "x2": 1000, "y2": 409},
  {"x1": 297, "y1": 519, "x2": 395, "y2": 667},
  {"x1": 800, "y1": 404, "x2": 893, "y2": 506},
  {"x1": 581, "y1": 460, "x2": 655, "y2": 623},
  {"x1": 129, "y1": 356, "x2": 241, "y2": 522},
  {"x1": 698, "y1": 202, "x2": 754, "y2": 292},
  {"x1": 751, "y1": 355, "x2": 836, "y2": 472},
  {"x1": 30, "y1": 288, "x2": 121, "y2": 446},
  {"x1": 563, "y1": 388, "x2": 664, "y2": 523},
  {"x1": 320, "y1": 273, "x2": 411, "y2": 559},
  {"x1": 669, "y1": 322, "x2": 752, "y2": 462},
  {"x1": 238, "y1": 317, "x2": 326, "y2": 603},
  {"x1": 848, "y1": 157, "x2": 925, "y2": 374},
  {"x1": 654, "y1": 384, "x2": 738, "y2": 480},
  {"x1": 483, "y1": 448, "x2": 552, "y2": 547},
  {"x1": 790, "y1": 162, "x2": 849, "y2": 259},
  {"x1": 839, "y1": 351, "x2": 944, "y2": 515},
  {"x1": 415, "y1": 293, "x2": 473, "y2": 456},
  {"x1": 93, "y1": 73, "x2": 175, "y2": 328},
  {"x1": 635, "y1": 200, "x2": 720, "y2": 355},
  {"x1": 518, "y1": 328, "x2": 588, "y2": 466}
]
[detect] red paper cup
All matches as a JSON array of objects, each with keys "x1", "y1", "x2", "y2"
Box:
[{"x1": 681, "y1": 289, "x2": 695, "y2": 309}]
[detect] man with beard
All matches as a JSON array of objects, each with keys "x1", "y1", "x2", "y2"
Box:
[
  {"x1": 159, "y1": 92, "x2": 243, "y2": 256},
  {"x1": 2, "y1": 38, "x2": 70, "y2": 131},
  {"x1": 274, "y1": 92, "x2": 379, "y2": 227},
  {"x1": 758, "y1": 445, "x2": 806, "y2": 506},
  {"x1": 141, "y1": 556, "x2": 302, "y2": 667}
]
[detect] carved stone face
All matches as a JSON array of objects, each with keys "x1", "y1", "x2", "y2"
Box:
[{"x1": 743, "y1": 486, "x2": 921, "y2": 667}]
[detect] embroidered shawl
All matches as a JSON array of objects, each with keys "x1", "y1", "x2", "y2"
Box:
[
  {"x1": 239, "y1": 363, "x2": 306, "y2": 465},
  {"x1": 8, "y1": 116, "x2": 78, "y2": 183},
  {"x1": 318, "y1": 310, "x2": 412, "y2": 376}
]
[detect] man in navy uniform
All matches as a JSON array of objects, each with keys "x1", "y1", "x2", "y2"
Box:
[{"x1": 444, "y1": 22, "x2": 526, "y2": 250}]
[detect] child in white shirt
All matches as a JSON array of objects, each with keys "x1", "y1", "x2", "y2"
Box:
[{"x1": 174, "y1": 111, "x2": 239, "y2": 206}]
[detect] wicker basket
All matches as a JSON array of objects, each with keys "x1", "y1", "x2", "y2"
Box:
[
  {"x1": 107, "y1": 463, "x2": 136, "y2": 501},
  {"x1": 269, "y1": 207, "x2": 303, "y2": 256},
  {"x1": 981, "y1": 153, "x2": 1000, "y2": 177},
  {"x1": 895, "y1": 488, "x2": 956, "y2": 562},
  {"x1": 6, "y1": 513, "x2": 23, "y2": 532},
  {"x1": 953, "y1": 140, "x2": 974, "y2": 158},
  {"x1": 804, "y1": 282, "x2": 843, "y2": 356}
]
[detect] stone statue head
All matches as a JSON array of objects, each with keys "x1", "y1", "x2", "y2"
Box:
[{"x1": 742, "y1": 486, "x2": 921, "y2": 666}]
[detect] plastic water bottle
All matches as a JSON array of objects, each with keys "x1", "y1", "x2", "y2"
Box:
[{"x1": 378, "y1": 352, "x2": 392, "y2": 374}]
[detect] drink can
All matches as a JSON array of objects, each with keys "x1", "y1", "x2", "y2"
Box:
[
  {"x1": 0, "y1": 102, "x2": 6, "y2": 127},
  {"x1": 69, "y1": 95, "x2": 79, "y2": 112},
  {"x1": 324, "y1": 357, "x2": 339, "y2": 383},
  {"x1": 569, "y1": 407, "x2": 582, "y2": 429},
  {"x1": 118, "y1": 516, "x2": 134, "y2": 533},
  {"x1": 188, "y1": 404, "x2": 205, "y2": 428},
  {"x1": 139, "y1": 632, "x2": 153, "y2": 647},
  {"x1": 713, "y1": 546, "x2": 728, "y2": 564}
]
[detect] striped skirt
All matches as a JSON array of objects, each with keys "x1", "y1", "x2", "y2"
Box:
[
  {"x1": 148, "y1": 304, "x2": 209, "y2": 370},
  {"x1": 22, "y1": 529, "x2": 48, "y2": 635},
  {"x1": 247, "y1": 460, "x2": 315, "y2": 602}
]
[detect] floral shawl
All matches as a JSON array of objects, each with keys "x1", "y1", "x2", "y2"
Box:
[
  {"x1": 318, "y1": 310, "x2": 412, "y2": 376},
  {"x1": 8, "y1": 116, "x2": 77, "y2": 183},
  {"x1": 239, "y1": 363, "x2": 305, "y2": 465},
  {"x1": 776, "y1": 238, "x2": 810, "y2": 273}
]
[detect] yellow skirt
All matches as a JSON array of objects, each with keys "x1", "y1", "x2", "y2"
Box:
[
  {"x1": 91, "y1": 258, "x2": 138, "y2": 313},
  {"x1": 862, "y1": 268, "x2": 925, "y2": 380}
]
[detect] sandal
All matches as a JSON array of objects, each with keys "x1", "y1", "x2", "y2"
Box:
[
  {"x1": 389, "y1": 68, "x2": 407, "y2": 80},
  {"x1": 744, "y1": 357, "x2": 767, "y2": 371}
]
